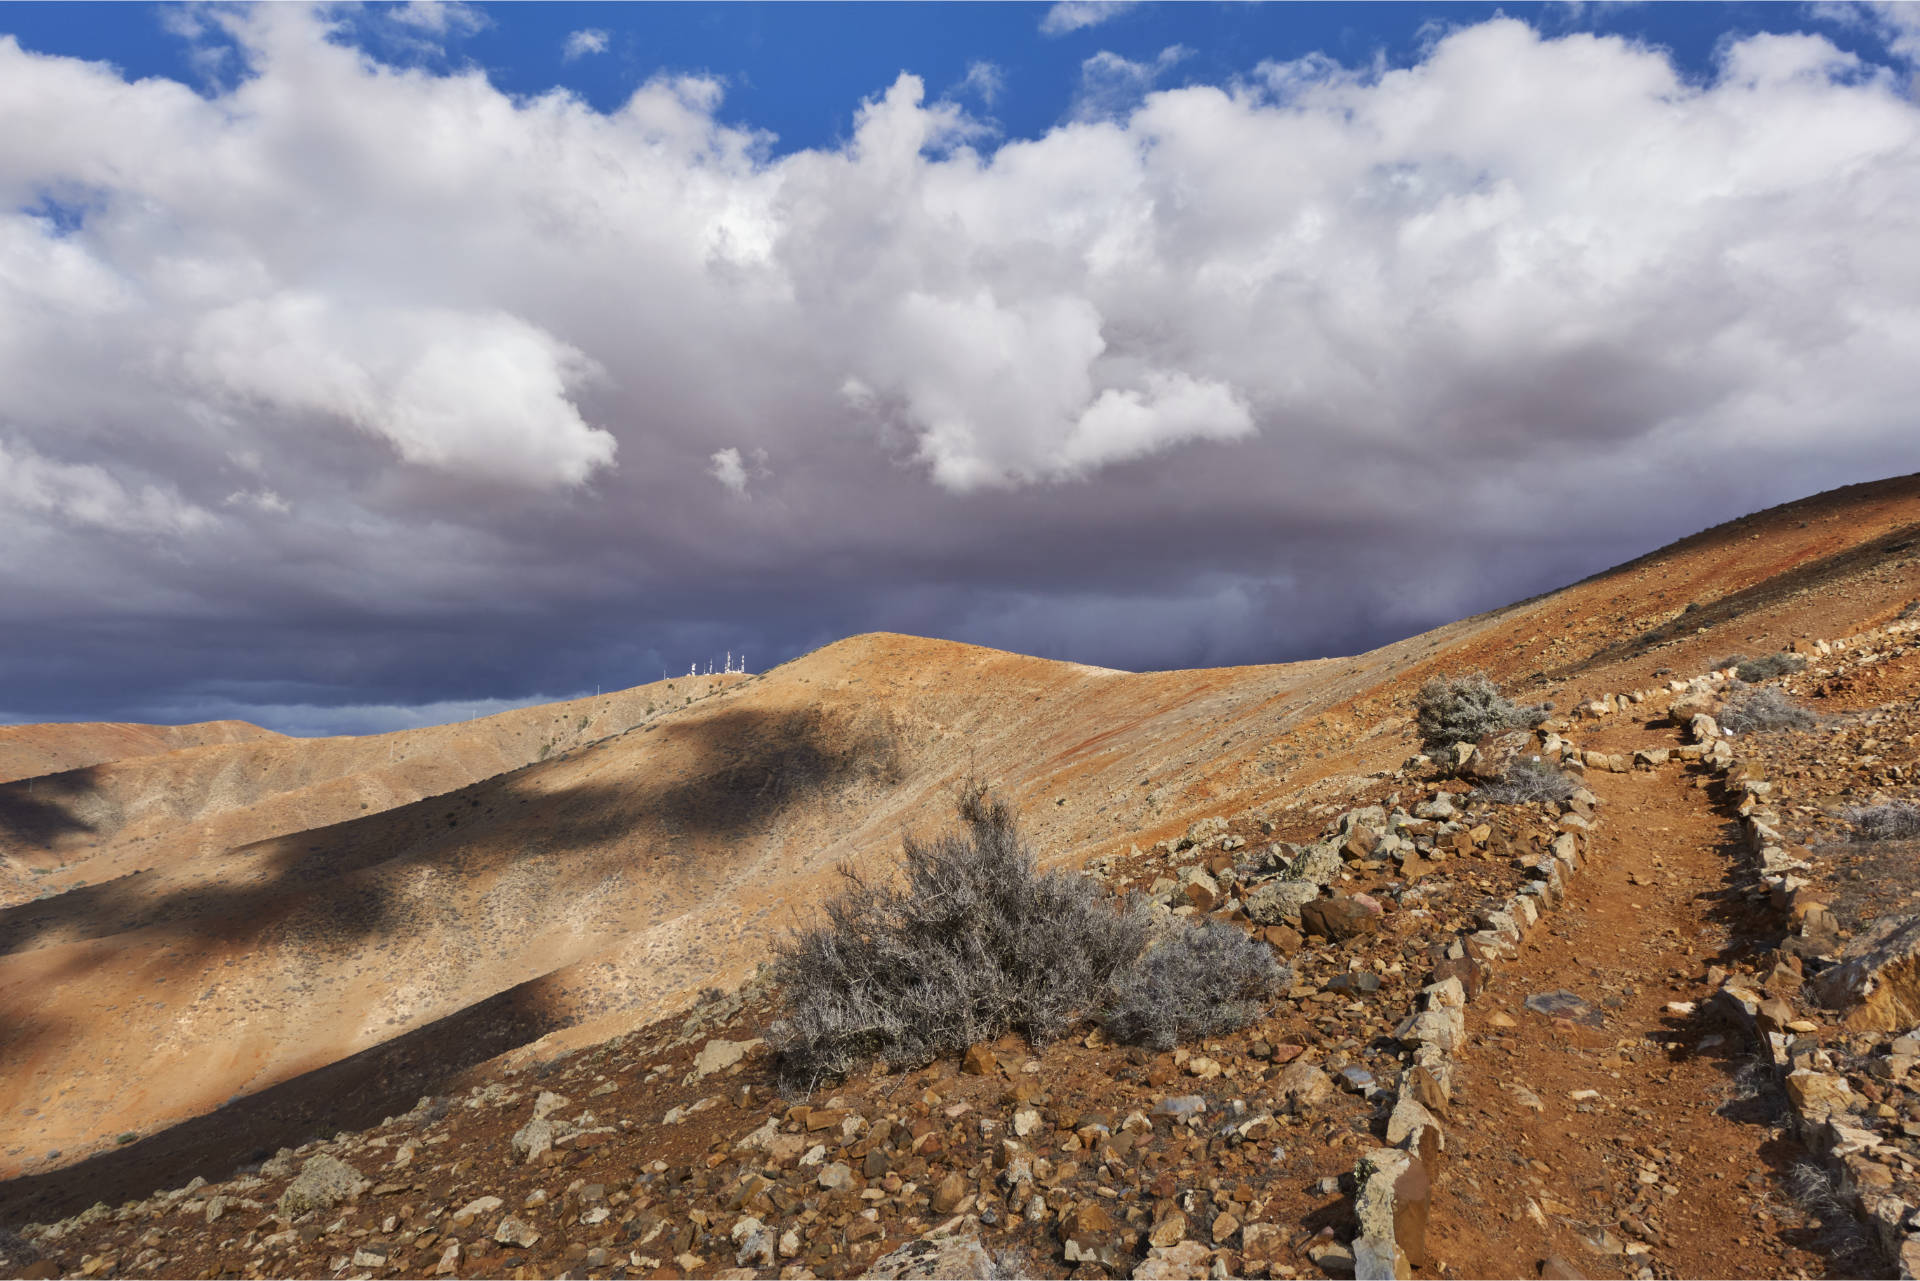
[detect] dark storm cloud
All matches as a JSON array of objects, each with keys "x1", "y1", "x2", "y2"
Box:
[{"x1": 2, "y1": 9, "x2": 1919, "y2": 732}]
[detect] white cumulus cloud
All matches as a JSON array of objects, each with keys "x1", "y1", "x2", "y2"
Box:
[
  {"x1": 563, "y1": 28, "x2": 610, "y2": 61},
  {"x1": 954, "y1": 60, "x2": 1005, "y2": 106},
  {"x1": 1040, "y1": 1, "x2": 1139, "y2": 36},
  {"x1": 1071, "y1": 45, "x2": 1189, "y2": 119},
  {"x1": 181, "y1": 295, "x2": 615, "y2": 488},
  {"x1": 1, "y1": 10, "x2": 1919, "y2": 723},
  {"x1": 390, "y1": 2, "x2": 489, "y2": 37},
  {"x1": 708, "y1": 447, "x2": 748, "y2": 496},
  {"x1": 0, "y1": 438, "x2": 213, "y2": 537}
]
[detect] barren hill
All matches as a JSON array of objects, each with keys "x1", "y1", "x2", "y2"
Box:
[
  {"x1": 1, "y1": 473, "x2": 1918, "y2": 1281},
  {"x1": 0, "y1": 677, "x2": 745, "y2": 904},
  {"x1": 0, "y1": 721, "x2": 282, "y2": 789}
]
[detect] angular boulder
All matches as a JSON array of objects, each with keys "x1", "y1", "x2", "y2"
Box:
[
  {"x1": 1353, "y1": 1146, "x2": 1429, "y2": 1278},
  {"x1": 687, "y1": 1038, "x2": 763, "y2": 1083},
  {"x1": 1288, "y1": 841, "x2": 1345, "y2": 886},
  {"x1": 275, "y1": 1154, "x2": 370, "y2": 1218},
  {"x1": 1273, "y1": 1061, "x2": 1335, "y2": 1111},
  {"x1": 510, "y1": 1117, "x2": 555, "y2": 1164},
  {"x1": 1812, "y1": 914, "x2": 1920, "y2": 1031},
  {"x1": 1132, "y1": 1240, "x2": 1211, "y2": 1280},
  {"x1": 1302, "y1": 896, "x2": 1377, "y2": 942},
  {"x1": 1244, "y1": 878, "x2": 1321, "y2": 925},
  {"x1": 863, "y1": 1234, "x2": 995, "y2": 1280}
]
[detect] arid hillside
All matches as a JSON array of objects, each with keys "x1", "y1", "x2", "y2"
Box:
[
  {"x1": 0, "y1": 721, "x2": 282, "y2": 789},
  {"x1": 0, "y1": 675, "x2": 746, "y2": 903},
  {"x1": 1, "y1": 473, "x2": 1918, "y2": 1281}
]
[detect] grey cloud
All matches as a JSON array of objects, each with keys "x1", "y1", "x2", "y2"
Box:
[{"x1": 1, "y1": 13, "x2": 1918, "y2": 733}]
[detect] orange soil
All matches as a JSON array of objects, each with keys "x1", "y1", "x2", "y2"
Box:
[{"x1": 0, "y1": 471, "x2": 1915, "y2": 1211}]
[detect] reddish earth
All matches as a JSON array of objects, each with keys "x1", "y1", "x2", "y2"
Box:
[
  {"x1": 1429, "y1": 718, "x2": 1842, "y2": 1280},
  {"x1": 0, "y1": 472, "x2": 1917, "y2": 1280}
]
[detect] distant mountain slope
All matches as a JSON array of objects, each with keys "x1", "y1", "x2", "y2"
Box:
[
  {"x1": 0, "y1": 720, "x2": 281, "y2": 787},
  {"x1": 0, "y1": 472, "x2": 1915, "y2": 1185},
  {"x1": 0, "y1": 674, "x2": 743, "y2": 897}
]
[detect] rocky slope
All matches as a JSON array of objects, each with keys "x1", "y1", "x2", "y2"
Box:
[{"x1": 0, "y1": 471, "x2": 1917, "y2": 1280}]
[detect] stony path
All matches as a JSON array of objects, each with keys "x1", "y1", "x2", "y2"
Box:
[{"x1": 1424, "y1": 721, "x2": 1860, "y2": 1280}]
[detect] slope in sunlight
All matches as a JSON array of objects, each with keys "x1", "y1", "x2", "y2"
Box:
[{"x1": 0, "y1": 472, "x2": 1915, "y2": 1196}]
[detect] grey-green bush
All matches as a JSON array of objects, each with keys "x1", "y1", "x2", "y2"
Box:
[
  {"x1": 1473, "y1": 756, "x2": 1577, "y2": 807},
  {"x1": 768, "y1": 785, "x2": 1145, "y2": 1087},
  {"x1": 1718, "y1": 685, "x2": 1816, "y2": 734},
  {"x1": 768, "y1": 784, "x2": 1281, "y2": 1087},
  {"x1": 1099, "y1": 919, "x2": 1287, "y2": 1051},
  {"x1": 0, "y1": 1227, "x2": 39, "y2": 1266},
  {"x1": 1733, "y1": 652, "x2": 1807, "y2": 683},
  {"x1": 1415, "y1": 672, "x2": 1526, "y2": 749},
  {"x1": 1848, "y1": 801, "x2": 1920, "y2": 841}
]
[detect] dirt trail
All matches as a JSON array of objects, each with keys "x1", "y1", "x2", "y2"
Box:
[{"x1": 1427, "y1": 717, "x2": 1855, "y2": 1280}]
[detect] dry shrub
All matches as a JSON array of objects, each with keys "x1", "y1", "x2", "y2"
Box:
[
  {"x1": 1848, "y1": 801, "x2": 1920, "y2": 842},
  {"x1": 1718, "y1": 685, "x2": 1816, "y2": 734},
  {"x1": 1783, "y1": 1161, "x2": 1874, "y2": 1271},
  {"x1": 1733, "y1": 652, "x2": 1807, "y2": 683},
  {"x1": 1414, "y1": 672, "x2": 1527, "y2": 749},
  {"x1": 0, "y1": 1227, "x2": 40, "y2": 1267},
  {"x1": 769, "y1": 783, "x2": 1281, "y2": 1087},
  {"x1": 1099, "y1": 919, "x2": 1288, "y2": 1052},
  {"x1": 1473, "y1": 757, "x2": 1577, "y2": 806}
]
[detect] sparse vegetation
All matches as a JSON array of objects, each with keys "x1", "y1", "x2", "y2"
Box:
[
  {"x1": 1099, "y1": 918, "x2": 1286, "y2": 1051},
  {"x1": 1785, "y1": 1162, "x2": 1849, "y2": 1220},
  {"x1": 768, "y1": 783, "x2": 1145, "y2": 1085},
  {"x1": 1733, "y1": 652, "x2": 1806, "y2": 683},
  {"x1": 1782, "y1": 1161, "x2": 1874, "y2": 1271},
  {"x1": 989, "y1": 1246, "x2": 1041, "y2": 1280},
  {"x1": 1473, "y1": 756, "x2": 1578, "y2": 807},
  {"x1": 1847, "y1": 801, "x2": 1920, "y2": 841},
  {"x1": 1717, "y1": 685, "x2": 1816, "y2": 734},
  {"x1": 768, "y1": 783, "x2": 1280, "y2": 1087},
  {"x1": 0, "y1": 1225, "x2": 41, "y2": 1266},
  {"x1": 1633, "y1": 623, "x2": 1672, "y2": 648},
  {"x1": 1414, "y1": 672, "x2": 1528, "y2": 748}
]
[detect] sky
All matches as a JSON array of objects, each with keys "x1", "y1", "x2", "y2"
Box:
[{"x1": 3, "y1": 1, "x2": 1920, "y2": 736}]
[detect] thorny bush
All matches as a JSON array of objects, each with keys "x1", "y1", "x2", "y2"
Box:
[
  {"x1": 1717, "y1": 685, "x2": 1816, "y2": 735},
  {"x1": 1473, "y1": 756, "x2": 1578, "y2": 807},
  {"x1": 1733, "y1": 652, "x2": 1807, "y2": 683},
  {"x1": 1414, "y1": 672, "x2": 1530, "y2": 750},
  {"x1": 769, "y1": 782, "x2": 1284, "y2": 1086},
  {"x1": 1100, "y1": 918, "x2": 1287, "y2": 1052},
  {"x1": 1848, "y1": 801, "x2": 1920, "y2": 842}
]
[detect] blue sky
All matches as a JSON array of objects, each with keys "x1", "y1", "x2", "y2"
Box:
[
  {"x1": 3, "y1": 2, "x2": 1907, "y2": 154},
  {"x1": 2, "y1": 2, "x2": 1918, "y2": 734}
]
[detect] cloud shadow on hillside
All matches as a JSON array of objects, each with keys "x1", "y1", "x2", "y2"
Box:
[
  {"x1": 0, "y1": 701, "x2": 908, "y2": 1215},
  {"x1": 0, "y1": 966, "x2": 576, "y2": 1226},
  {"x1": 0, "y1": 768, "x2": 100, "y2": 853},
  {"x1": 0, "y1": 703, "x2": 903, "y2": 960}
]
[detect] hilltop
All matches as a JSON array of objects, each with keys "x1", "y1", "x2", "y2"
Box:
[{"x1": 1, "y1": 472, "x2": 1918, "y2": 1281}]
